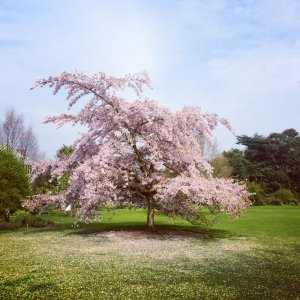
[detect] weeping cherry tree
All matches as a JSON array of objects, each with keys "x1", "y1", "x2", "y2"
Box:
[{"x1": 26, "y1": 71, "x2": 250, "y2": 231}]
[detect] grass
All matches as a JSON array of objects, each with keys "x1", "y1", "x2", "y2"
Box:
[{"x1": 0, "y1": 206, "x2": 299, "y2": 299}]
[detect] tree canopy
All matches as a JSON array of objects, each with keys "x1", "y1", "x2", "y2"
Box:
[
  {"x1": 0, "y1": 149, "x2": 31, "y2": 221},
  {"x1": 56, "y1": 144, "x2": 74, "y2": 160},
  {"x1": 210, "y1": 154, "x2": 233, "y2": 179},
  {"x1": 32, "y1": 145, "x2": 74, "y2": 196},
  {"x1": 237, "y1": 129, "x2": 300, "y2": 197},
  {"x1": 27, "y1": 71, "x2": 250, "y2": 230},
  {"x1": 223, "y1": 149, "x2": 249, "y2": 181}
]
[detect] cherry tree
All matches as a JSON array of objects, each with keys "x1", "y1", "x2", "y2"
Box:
[{"x1": 27, "y1": 71, "x2": 250, "y2": 231}]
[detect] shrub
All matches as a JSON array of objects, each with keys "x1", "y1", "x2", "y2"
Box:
[
  {"x1": 271, "y1": 188, "x2": 298, "y2": 205},
  {"x1": 10, "y1": 210, "x2": 31, "y2": 226},
  {"x1": 246, "y1": 181, "x2": 266, "y2": 205},
  {"x1": 0, "y1": 222, "x2": 20, "y2": 231},
  {"x1": 268, "y1": 199, "x2": 283, "y2": 206},
  {"x1": 10, "y1": 210, "x2": 48, "y2": 228}
]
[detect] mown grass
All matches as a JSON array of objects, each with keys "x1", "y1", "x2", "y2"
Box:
[{"x1": 0, "y1": 206, "x2": 299, "y2": 299}]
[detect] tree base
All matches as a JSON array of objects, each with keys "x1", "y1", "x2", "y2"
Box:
[{"x1": 146, "y1": 226, "x2": 157, "y2": 233}]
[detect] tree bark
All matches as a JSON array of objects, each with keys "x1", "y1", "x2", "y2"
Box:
[{"x1": 147, "y1": 195, "x2": 156, "y2": 232}]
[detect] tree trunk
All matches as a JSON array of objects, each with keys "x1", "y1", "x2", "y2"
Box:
[
  {"x1": 3, "y1": 210, "x2": 10, "y2": 223},
  {"x1": 147, "y1": 195, "x2": 156, "y2": 232}
]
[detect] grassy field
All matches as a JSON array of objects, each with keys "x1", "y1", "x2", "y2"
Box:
[{"x1": 0, "y1": 206, "x2": 299, "y2": 299}]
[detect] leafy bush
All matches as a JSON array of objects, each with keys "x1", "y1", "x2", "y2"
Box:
[
  {"x1": 0, "y1": 222, "x2": 20, "y2": 231},
  {"x1": 246, "y1": 181, "x2": 266, "y2": 205},
  {"x1": 268, "y1": 199, "x2": 283, "y2": 206},
  {"x1": 10, "y1": 210, "x2": 49, "y2": 228},
  {"x1": 271, "y1": 188, "x2": 299, "y2": 205},
  {"x1": 10, "y1": 210, "x2": 31, "y2": 226}
]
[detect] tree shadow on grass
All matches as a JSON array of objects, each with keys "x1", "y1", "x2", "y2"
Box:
[
  {"x1": 0, "y1": 210, "x2": 239, "y2": 239},
  {"x1": 18, "y1": 219, "x2": 235, "y2": 240},
  {"x1": 2, "y1": 209, "x2": 240, "y2": 239}
]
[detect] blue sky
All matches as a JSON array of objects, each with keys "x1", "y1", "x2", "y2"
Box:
[{"x1": 0, "y1": 0, "x2": 300, "y2": 158}]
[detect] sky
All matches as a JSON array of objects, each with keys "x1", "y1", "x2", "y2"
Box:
[{"x1": 0, "y1": 0, "x2": 299, "y2": 159}]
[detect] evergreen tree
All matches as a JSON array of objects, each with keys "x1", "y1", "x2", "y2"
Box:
[{"x1": 237, "y1": 129, "x2": 300, "y2": 197}]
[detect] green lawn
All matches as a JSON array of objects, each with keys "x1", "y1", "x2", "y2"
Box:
[{"x1": 0, "y1": 206, "x2": 299, "y2": 299}]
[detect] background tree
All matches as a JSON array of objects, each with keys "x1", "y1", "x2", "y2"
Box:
[
  {"x1": 197, "y1": 136, "x2": 219, "y2": 161},
  {"x1": 32, "y1": 145, "x2": 74, "y2": 195},
  {"x1": 55, "y1": 145, "x2": 74, "y2": 193},
  {"x1": 0, "y1": 108, "x2": 43, "y2": 161},
  {"x1": 246, "y1": 181, "x2": 265, "y2": 206},
  {"x1": 223, "y1": 149, "x2": 249, "y2": 181},
  {"x1": 56, "y1": 144, "x2": 74, "y2": 160},
  {"x1": 31, "y1": 168, "x2": 54, "y2": 195},
  {"x1": 0, "y1": 149, "x2": 31, "y2": 222},
  {"x1": 237, "y1": 129, "x2": 300, "y2": 197},
  {"x1": 197, "y1": 137, "x2": 233, "y2": 178},
  {"x1": 27, "y1": 71, "x2": 250, "y2": 231},
  {"x1": 210, "y1": 154, "x2": 233, "y2": 179}
]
